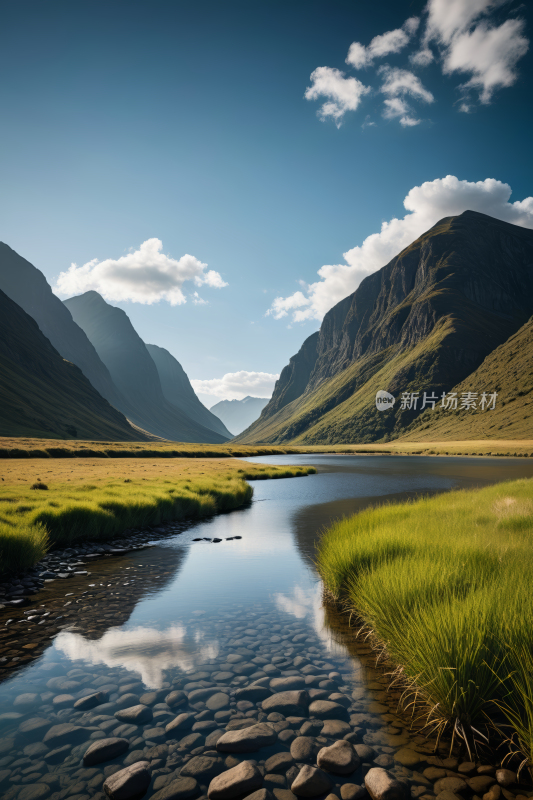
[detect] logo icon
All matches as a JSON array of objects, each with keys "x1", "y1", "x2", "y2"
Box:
[{"x1": 375, "y1": 390, "x2": 395, "y2": 411}]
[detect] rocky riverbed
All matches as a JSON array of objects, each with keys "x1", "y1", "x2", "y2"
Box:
[{"x1": 0, "y1": 595, "x2": 530, "y2": 800}]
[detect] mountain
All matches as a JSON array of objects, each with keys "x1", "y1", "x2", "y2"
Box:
[
  {"x1": 64, "y1": 291, "x2": 230, "y2": 443},
  {"x1": 236, "y1": 211, "x2": 533, "y2": 444},
  {"x1": 0, "y1": 243, "x2": 129, "y2": 412},
  {"x1": 210, "y1": 396, "x2": 269, "y2": 435},
  {"x1": 401, "y1": 315, "x2": 533, "y2": 442},
  {"x1": 0, "y1": 288, "x2": 143, "y2": 440},
  {"x1": 145, "y1": 344, "x2": 232, "y2": 439}
]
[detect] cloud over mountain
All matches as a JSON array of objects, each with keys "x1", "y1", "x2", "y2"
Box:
[
  {"x1": 191, "y1": 371, "x2": 279, "y2": 401},
  {"x1": 267, "y1": 176, "x2": 533, "y2": 322},
  {"x1": 54, "y1": 238, "x2": 227, "y2": 305}
]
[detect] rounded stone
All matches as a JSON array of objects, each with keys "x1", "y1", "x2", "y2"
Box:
[
  {"x1": 317, "y1": 740, "x2": 360, "y2": 775},
  {"x1": 83, "y1": 737, "x2": 129, "y2": 766},
  {"x1": 433, "y1": 777, "x2": 468, "y2": 796},
  {"x1": 207, "y1": 693, "x2": 231, "y2": 711},
  {"x1": 365, "y1": 768, "x2": 407, "y2": 800},
  {"x1": 74, "y1": 692, "x2": 108, "y2": 710},
  {"x1": 393, "y1": 749, "x2": 423, "y2": 768},
  {"x1": 216, "y1": 723, "x2": 277, "y2": 753},
  {"x1": 166, "y1": 691, "x2": 188, "y2": 709},
  {"x1": 355, "y1": 745, "x2": 376, "y2": 762},
  {"x1": 262, "y1": 692, "x2": 310, "y2": 717},
  {"x1": 321, "y1": 720, "x2": 351, "y2": 738},
  {"x1": 181, "y1": 755, "x2": 225, "y2": 782},
  {"x1": 166, "y1": 713, "x2": 195, "y2": 736},
  {"x1": 208, "y1": 759, "x2": 263, "y2": 800},
  {"x1": 265, "y1": 752, "x2": 295, "y2": 773},
  {"x1": 291, "y1": 765, "x2": 332, "y2": 797},
  {"x1": 290, "y1": 737, "x2": 319, "y2": 763},
  {"x1": 496, "y1": 771, "x2": 516, "y2": 788},
  {"x1": 103, "y1": 760, "x2": 151, "y2": 799},
  {"x1": 18, "y1": 717, "x2": 52, "y2": 742},
  {"x1": 52, "y1": 694, "x2": 75, "y2": 708},
  {"x1": 43, "y1": 724, "x2": 90, "y2": 747},
  {"x1": 115, "y1": 704, "x2": 153, "y2": 724},
  {"x1": 307, "y1": 701, "x2": 349, "y2": 721},
  {"x1": 270, "y1": 677, "x2": 307, "y2": 692}
]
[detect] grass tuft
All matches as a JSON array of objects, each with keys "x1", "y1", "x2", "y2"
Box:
[{"x1": 316, "y1": 477, "x2": 533, "y2": 765}]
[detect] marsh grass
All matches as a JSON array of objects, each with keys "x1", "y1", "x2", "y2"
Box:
[
  {"x1": 0, "y1": 461, "x2": 315, "y2": 573},
  {"x1": 316, "y1": 478, "x2": 533, "y2": 763}
]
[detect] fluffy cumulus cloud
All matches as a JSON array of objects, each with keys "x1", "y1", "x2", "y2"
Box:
[
  {"x1": 267, "y1": 176, "x2": 533, "y2": 323},
  {"x1": 305, "y1": 0, "x2": 528, "y2": 125},
  {"x1": 54, "y1": 238, "x2": 227, "y2": 305},
  {"x1": 346, "y1": 17, "x2": 420, "y2": 69},
  {"x1": 424, "y1": 0, "x2": 529, "y2": 105},
  {"x1": 304, "y1": 67, "x2": 370, "y2": 126},
  {"x1": 379, "y1": 66, "x2": 434, "y2": 125},
  {"x1": 190, "y1": 370, "x2": 279, "y2": 401}
]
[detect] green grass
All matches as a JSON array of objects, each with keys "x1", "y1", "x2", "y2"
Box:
[
  {"x1": 316, "y1": 478, "x2": 533, "y2": 764},
  {"x1": 0, "y1": 462, "x2": 315, "y2": 573}
]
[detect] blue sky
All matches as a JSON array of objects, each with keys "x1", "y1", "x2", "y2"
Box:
[{"x1": 1, "y1": 0, "x2": 532, "y2": 405}]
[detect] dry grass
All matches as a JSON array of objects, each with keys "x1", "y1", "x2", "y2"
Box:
[{"x1": 0, "y1": 436, "x2": 532, "y2": 460}]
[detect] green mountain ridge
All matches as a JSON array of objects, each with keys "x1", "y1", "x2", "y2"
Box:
[
  {"x1": 0, "y1": 289, "x2": 143, "y2": 441},
  {"x1": 236, "y1": 210, "x2": 533, "y2": 444}
]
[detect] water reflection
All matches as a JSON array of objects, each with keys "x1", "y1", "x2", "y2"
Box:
[{"x1": 55, "y1": 623, "x2": 218, "y2": 688}]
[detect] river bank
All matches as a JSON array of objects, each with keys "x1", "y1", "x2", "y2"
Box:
[
  {"x1": 0, "y1": 459, "x2": 316, "y2": 573},
  {"x1": 316, "y1": 476, "x2": 533, "y2": 772}
]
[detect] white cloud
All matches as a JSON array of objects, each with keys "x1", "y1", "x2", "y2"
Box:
[
  {"x1": 267, "y1": 176, "x2": 533, "y2": 323},
  {"x1": 54, "y1": 238, "x2": 227, "y2": 305},
  {"x1": 410, "y1": 47, "x2": 434, "y2": 66},
  {"x1": 304, "y1": 67, "x2": 370, "y2": 126},
  {"x1": 379, "y1": 66, "x2": 434, "y2": 125},
  {"x1": 346, "y1": 17, "x2": 420, "y2": 68},
  {"x1": 190, "y1": 370, "x2": 279, "y2": 401},
  {"x1": 424, "y1": 0, "x2": 529, "y2": 103}
]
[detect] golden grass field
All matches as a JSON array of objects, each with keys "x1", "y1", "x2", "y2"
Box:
[{"x1": 0, "y1": 436, "x2": 532, "y2": 459}]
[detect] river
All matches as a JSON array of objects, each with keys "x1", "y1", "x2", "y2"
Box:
[{"x1": 0, "y1": 455, "x2": 532, "y2": 800}]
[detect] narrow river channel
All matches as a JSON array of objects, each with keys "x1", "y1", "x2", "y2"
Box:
[{"x1": 1, "y1": 455, "x2": 532, "y2": 800}]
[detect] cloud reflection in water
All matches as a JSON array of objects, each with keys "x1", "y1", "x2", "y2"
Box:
[{"x1": 56, "y1": 624, "x2": 218, "y2": 688}]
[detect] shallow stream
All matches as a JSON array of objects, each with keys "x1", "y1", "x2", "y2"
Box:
[{"x1": 1, "y1": 455, "x2": 533, "y2": 800}]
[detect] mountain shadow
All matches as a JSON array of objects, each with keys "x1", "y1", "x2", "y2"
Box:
[
  {"x1": 64, "y1": 291, "x2": 230, "y2": 444},
  {"x1": 0, "y1": 289, "x2": 142, "y2": 440}
]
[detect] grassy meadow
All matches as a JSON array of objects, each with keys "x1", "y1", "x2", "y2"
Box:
[
  {"x1": 317, "y1": 477, "x2": 533, "y2": 768},
  {"x1": 0, "y1": 457, "x2": 316, "y2": 573},
  {"x1": 0, "y1": 435, "x2": 532, "y2": 458}
]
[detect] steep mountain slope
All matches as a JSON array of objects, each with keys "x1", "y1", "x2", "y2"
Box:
[
  {"x1": 145, "y1": 344, "x2": 232, "y2": 439},
  {"x1": 64, "y1": 292, "x2": 229, "y2": 443},
  {"x1": 0, "y1": 243, "x2": 128, "y2": 411},
  {"x1": 236, "y1": 211, "x2": 533, "y2": 444},
  {"x1": 400, "y1": 316, "x2": 533, "y2": 441},
  {"x1": 0, "y1": 289, "x2": 142, "y2": 440},
  {"x1": 209, "y1": 396, "x2": 269, "y2": 435}
]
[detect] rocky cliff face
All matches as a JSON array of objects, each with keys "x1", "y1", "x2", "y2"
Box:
[{"x1": 238, "y1": 211, "x2": 533, "y2": 444}]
